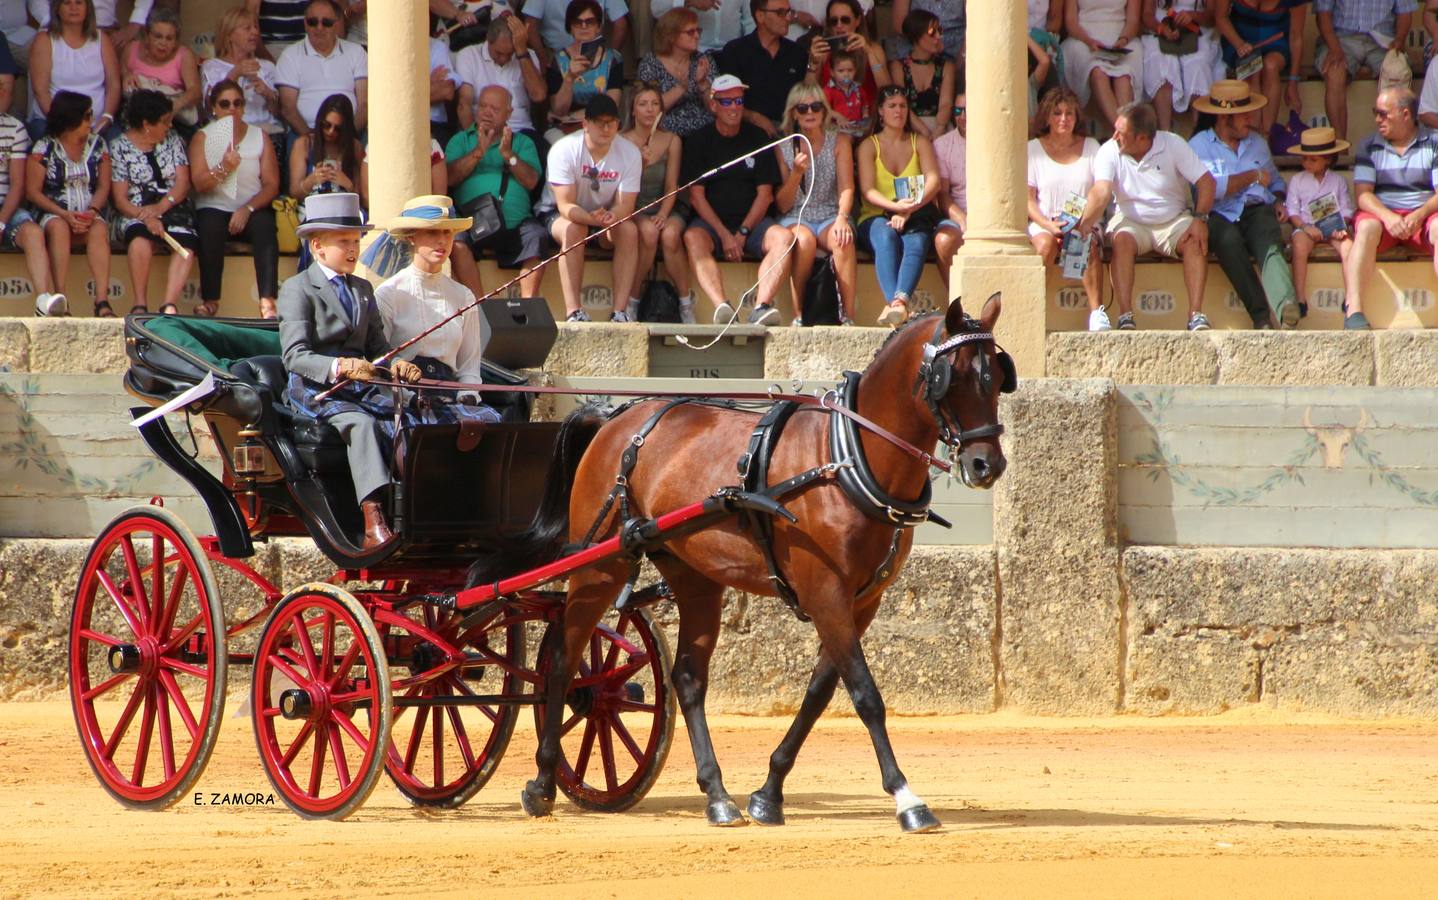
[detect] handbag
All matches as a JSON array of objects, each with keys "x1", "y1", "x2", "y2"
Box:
[
  {"x1": 636, "y1": 269, "x2": 682, "y2": 323},
  {"x1": 464, "y1": 166, "x2": 510, "y2": 245},
  {"x1": 273, "y1": 195, "x2": 300, "y2": 254},
  {"x1": 801, "y1": 256, "x2": 842, "y2": 325}
]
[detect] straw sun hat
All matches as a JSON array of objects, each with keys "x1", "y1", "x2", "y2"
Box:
[
  {"x1": 1192, "y1": 80, "x2": 1268, "y2": 115},
  {"x1": 386, "y1": 195, "x2": 472, "y2": 233},
  {"x1": 1287, "y1": 126, "x2": 1351, "y2": 157}
]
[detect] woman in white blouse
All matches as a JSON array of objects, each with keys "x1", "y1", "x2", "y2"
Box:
[
  {"x1": 372, "y1": 194, "x2": 502, "y2": 424},
  {"x1": 1026, "y1": 87, "x2": 1105, "y2": 330}
]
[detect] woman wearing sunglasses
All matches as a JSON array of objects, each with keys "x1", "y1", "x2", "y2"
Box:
[
  {"x1": 805, "y1": 0, "x2": 890, "y2": 92},
  {"x1": 888, "y1": 9, "x2": 956, "y2": 140},
  {"x1": 775, "y1": 84, "x2": 856, "y2": 324},
  {"x1": 856, "y1": 85, "x2": 939, "y2": 327},
  {"x1": 190, "y1": 79, "x2": 282, "y2": 317},
  {"x1": 636, "y1": 8, "x2": 718, "y2": 137},
  {"x1": 288, "y1": 92, "x2": 367, "y2": 267},
  {"x1": 545, "y1": 0, "x2": 625, "y2": 145}
]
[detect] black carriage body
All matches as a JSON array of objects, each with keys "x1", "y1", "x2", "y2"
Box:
[{"x1": 122, "y1": 314, "x2": 558, "y2": 568}]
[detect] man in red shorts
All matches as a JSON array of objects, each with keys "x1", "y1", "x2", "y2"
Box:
[{"x1": 1347, "y1": 87, "x2": 1438, "y2": 330}]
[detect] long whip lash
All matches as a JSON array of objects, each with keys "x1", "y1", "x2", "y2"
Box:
[{"x1": 318, "y1": 131, "x2": 817, "y2": 401}]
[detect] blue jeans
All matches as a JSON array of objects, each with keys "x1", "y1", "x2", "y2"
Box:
[{"x1": 858, "y1": 215, "x2": 930, "y2": 302}]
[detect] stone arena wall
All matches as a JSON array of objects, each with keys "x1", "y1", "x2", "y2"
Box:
[{"x1": 2, "y1": 321, "x2": 1435, "y2": 717}]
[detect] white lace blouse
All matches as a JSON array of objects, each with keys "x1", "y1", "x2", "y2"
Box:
[{"x1": 374, "y1": 265, "x2": 486, "y2": 393}]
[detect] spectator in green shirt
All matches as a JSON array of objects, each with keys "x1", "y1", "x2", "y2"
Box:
[{"x1": 444, "y1": 84, "x2": 547, "y2": 298}]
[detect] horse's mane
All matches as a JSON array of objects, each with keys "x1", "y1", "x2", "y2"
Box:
[{"x1": 870, "y1": 311, "x2": 941, "y2": 366}]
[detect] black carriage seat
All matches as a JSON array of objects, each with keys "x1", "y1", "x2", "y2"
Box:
[{"x1": 227, "y1": 355, "x2": 348, "y2": 474}]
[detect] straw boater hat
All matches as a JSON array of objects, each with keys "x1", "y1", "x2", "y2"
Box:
[
  {"x1": 386, "y1": 194, "x2": 472, "y2": 233},
  {"x1": 1287, "y1": 126, "x2": 1351, "y2": 157},
  {"x1": 1192, "y1": 80, "x2": 1268, "y2": 115},
  {"x1": 295, "y1": 192, "x2": 373, "y2": 237}
]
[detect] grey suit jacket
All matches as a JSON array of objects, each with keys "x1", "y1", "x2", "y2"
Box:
[{"x1": 278, "y1": 263, "x2": 389, "y2": 384}]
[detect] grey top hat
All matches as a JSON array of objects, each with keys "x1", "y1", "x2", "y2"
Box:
[{"x1": 295, "y1": 192, "x2": 374, "y2": 237}]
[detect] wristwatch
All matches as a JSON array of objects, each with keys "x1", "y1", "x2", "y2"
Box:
[
  {"x1": 737, "y1": 225, "x2": 752, "y2": 236},
  {"x1": 506, "y1": 154, "x2": 519, "y2": 167}
]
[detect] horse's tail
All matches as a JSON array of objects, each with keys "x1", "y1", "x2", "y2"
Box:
[{"x1": 465, "y1": 401, "x2": 609, "y2": 588}]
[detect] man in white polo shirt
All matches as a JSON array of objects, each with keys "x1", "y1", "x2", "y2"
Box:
[
  {"x1": 455, "y1": 14, "x2": 547, "y2": 141},
  {"x1": 1078, "y1": 101, "x2": 1218, "y2": 331},
  {"x1": 275, "y1": 0, "x2": 369, "y2": 138}
]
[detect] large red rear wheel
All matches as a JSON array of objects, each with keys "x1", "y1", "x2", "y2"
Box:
[
  {"x1": 69, "y1": 506, "x2": 227, "y2": 809},
  {"x1": 381, "y1": 604, "x2": 522, "y2": 808},
  {"x1": 251, "y1": 584, "x2": 391, "y2": 820},
  {"x1": 535, "y1": 608, "x2": 675, "y2": 812}
]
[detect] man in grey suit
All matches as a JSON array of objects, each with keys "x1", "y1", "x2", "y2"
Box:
[{"x1": 279, "y1": 193, "x2": 422, "y2": 550}]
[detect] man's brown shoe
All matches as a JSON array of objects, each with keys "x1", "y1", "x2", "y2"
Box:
[{"x1": 361, "y1": 499, "x2": 395, "y2": 549}]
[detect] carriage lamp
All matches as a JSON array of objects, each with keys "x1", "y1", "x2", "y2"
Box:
[{"x1": 233, "y1": 426, "x2": 266, "y2": 478}]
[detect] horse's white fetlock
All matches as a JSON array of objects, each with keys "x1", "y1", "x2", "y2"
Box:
[{"x1": 893, "y1": 784, "x2": 925, "y2": 814}]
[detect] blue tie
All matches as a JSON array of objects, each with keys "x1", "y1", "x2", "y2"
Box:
[{"x1": 331, "y1": 275, "x2": 355, "y2": 324}]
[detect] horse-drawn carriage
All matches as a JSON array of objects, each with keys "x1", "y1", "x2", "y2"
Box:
[
  {"x1": 70, "y1": 313, "x2": 675, "y2": 819},
  {"x1": 70, "y1": 292, "x2": 1012, "y2": 831}
]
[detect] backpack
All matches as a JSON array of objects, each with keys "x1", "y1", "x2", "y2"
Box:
[
  {"x1": 636, "y1": 275, "x2": 683, "y2": 323},
  {"x1": 801, "y1": 256, "x2": 842, "y2": 325}
]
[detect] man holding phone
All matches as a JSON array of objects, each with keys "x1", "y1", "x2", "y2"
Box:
[{"x1": 717, "y1": 0, "x2": 808, "y2": 136}]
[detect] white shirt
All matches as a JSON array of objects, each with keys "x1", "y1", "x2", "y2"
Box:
[
  {"x1": 375, "y1": 265, "x2": 486, "y2": 398},
  {"x1": 275, "y1": 37, "x2": 369, "y2": 130},
  {"x1": 1419, "y1": 61, "x2": 1438, "y2": 120},
  {"x1": 430, "y1": 38, "x2": 463, "y2": 124},
  {"x1": 202, "y1": 57, "x2": 282, "y2": 131},
  {"x1": 651, "y1": 0, "x2": 754, "y2": 53},
  {"x1": 1093, "y1": 131, "x2": 1211, "y2": 225},
  {"x1": 543, "y1": 132, "x2": 642, "y2": 213},
  {"x1": 1, "y1": 4, "x2": 36, "y2": 46},
  {"x1": 1028, "y1": 136, "x2": 1101, "y2": 221},
  {"x1": 30, "y1": 0, "x2": 151, "y2": 30},
  {"x1": 455, "y1": 42, "x2": 541, "y2": 133}
]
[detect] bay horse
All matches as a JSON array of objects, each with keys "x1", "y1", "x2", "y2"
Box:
[{"x1": 508, "y1": 292, "x2": 1011, "y2": 832}]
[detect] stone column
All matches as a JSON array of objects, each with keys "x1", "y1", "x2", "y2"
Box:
[
  {"x1": 955, "y1": 0, "x2": 1047, "y2": 377},
  {"x1": 360, "y1": 0, "x2": 430, "y2": 274}
]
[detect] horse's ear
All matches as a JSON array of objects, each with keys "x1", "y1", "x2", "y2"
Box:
[
  {"x1": 979, "y1": 292, "x2": 1002, "y2": 332},
  {"x1": 944, "y1": 295, "x2": 965, "y2": 334}
]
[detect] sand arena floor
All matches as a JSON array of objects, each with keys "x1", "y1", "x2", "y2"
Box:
[{"x1": 2, "y1": 701, "x2": 1436, "y2": 898}]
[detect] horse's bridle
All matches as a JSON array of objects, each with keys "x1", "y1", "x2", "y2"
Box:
[{"x1": 914, "y1": 317, "x2": 1015, "y2": 450}]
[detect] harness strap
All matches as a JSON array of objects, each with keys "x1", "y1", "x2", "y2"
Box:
[
  {"x1": 579, "y1": 398, "x2": 694, "y2": 549},
  {"x1": 736, "y1": 400, "x2": 807, "y2": 622}
]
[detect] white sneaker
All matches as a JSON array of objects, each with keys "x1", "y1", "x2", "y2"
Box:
[
  {"x1": 712, "y1": 300, "x2": 736, "y2": 323},
  {"x1": 748, "y1": 304, "x2": 780, "y2": 326},
  {"x1": 35, "y1": 292, "x2": 68, "y2": 317},
  {"x1": 610, "y1": 309, "x2": 632, "y2": 323},
  {"x1": 1088, "y1": 308, "x2": 1111, "y2": 332},
  {"x1": 679, "y1": 298, "x2": 696, "y2": 324}
]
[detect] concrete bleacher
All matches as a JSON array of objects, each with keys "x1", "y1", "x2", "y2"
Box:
[{"x1": 4, "y1": 2, "x2": 1433, "y2": 332}]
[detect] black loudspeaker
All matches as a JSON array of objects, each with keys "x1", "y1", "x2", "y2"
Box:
[{"x1": 480, "y1": 297, "x2": 558, "y2": 370}]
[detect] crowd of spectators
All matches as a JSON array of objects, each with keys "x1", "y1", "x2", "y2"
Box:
[{"x1": 0, "y1": 0, "x2": 1430, "y2": 330}]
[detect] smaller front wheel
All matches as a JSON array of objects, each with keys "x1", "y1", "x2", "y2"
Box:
[{"x1": 252, "y1": 584, "x2": 391, "y2": 820}]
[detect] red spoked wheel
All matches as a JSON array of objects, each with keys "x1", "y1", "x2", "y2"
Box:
[
  {"x1": 380, "y1": 604, "x2": 523, "y2": 808},
  {"x1": 535, "y1": 607, "x2": 675, "y2": 812},
  {"x1": 251, "y1": 584, "x2": 391, "y2": 820},
  {"x1": 69, "y1": 506, "x2": 227, "y2": 809}
]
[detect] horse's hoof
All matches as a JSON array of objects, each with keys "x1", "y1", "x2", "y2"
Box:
[
  {"x1": 746, "y1": 791, "x2": 785, "y2": 826},
  {"x1": 520, "y1": 782, "x2": 554, "y2": 818},
  {"x1": 897, "y1": 804, "x2": 941, "y2": 834},
  {"x1": 707, "y1": 799, "x2": 748, "y2": 827}
]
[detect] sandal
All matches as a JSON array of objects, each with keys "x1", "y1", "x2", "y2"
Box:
[
  {"x1": 258, "y1": 297, "x2": 278, "y2": 319},
  {"x1": 192, "y1": 300, "x2": 219, "y2": 317},
  {"x1": 159, "y1": 303, "x2": 179, "y2": 315},
  {"x1": 93, "y1": 300, "x2": 117, "y2": 318},
  {"x1": 129, "y1": 304, "x2": 149, "y2": 315}
]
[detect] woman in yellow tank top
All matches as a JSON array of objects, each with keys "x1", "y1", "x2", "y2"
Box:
[{"x1": 856, "y1": 85, "x2": 941, "y2": 326}]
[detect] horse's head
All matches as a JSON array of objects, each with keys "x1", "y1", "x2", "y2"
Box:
[{"x1": 913, "y1": 292, "x2": 1012, "y2": 489}]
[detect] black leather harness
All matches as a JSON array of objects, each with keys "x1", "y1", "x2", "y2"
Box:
[{"x1": 578, "y1": 316, "x2": 1012, "y2": 621}]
